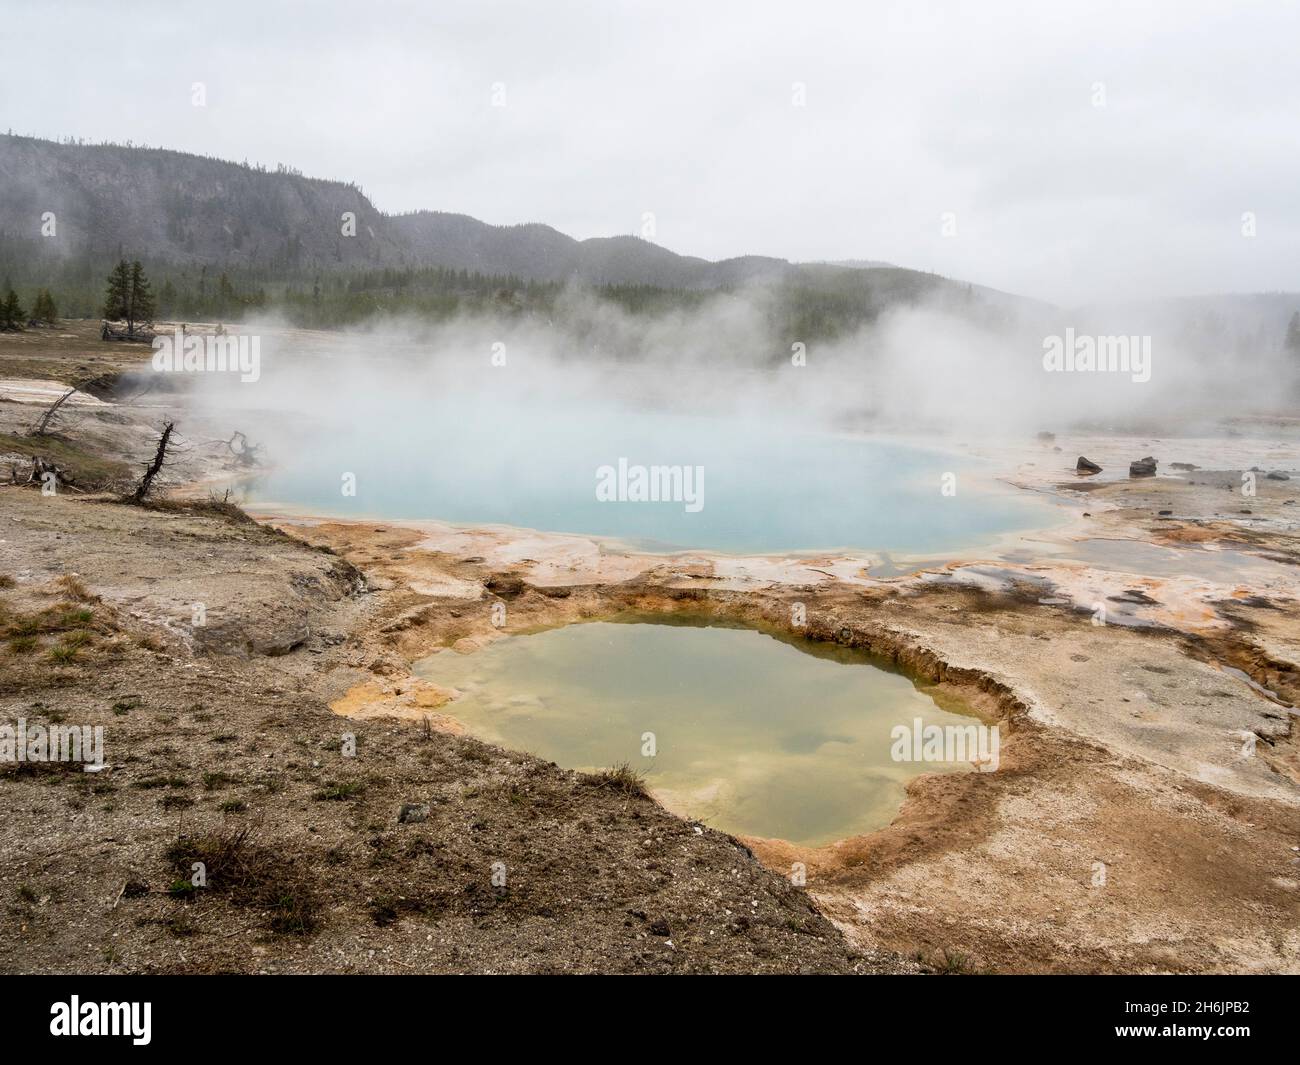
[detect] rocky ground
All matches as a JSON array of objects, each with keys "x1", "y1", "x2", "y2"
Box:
[{"x1": 2, "y1": 322, "x2": 1298, "y2": 974}]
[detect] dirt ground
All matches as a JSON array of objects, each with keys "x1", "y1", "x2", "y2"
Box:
[{"x1": 1, "y1": 321, "x2": 1298, "y2": 974}]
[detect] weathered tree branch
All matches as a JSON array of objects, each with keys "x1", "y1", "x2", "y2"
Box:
[
  {"x1": 29, "y1": 385, "x2": 79, "y2": 437},
  {"x1": 130, "y1": 421, "x2": 175, "y2": 503},
  {"x1": 227, "y1": 430, "x2": 262, "y2": 466}
]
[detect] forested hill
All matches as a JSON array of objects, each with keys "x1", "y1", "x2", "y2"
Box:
[
  {"x1": 0, "y1": 133, "x2": 1058, "y2": 339},
  {"x1": 0, "y1": 134, "x2": 793, "y2": 288}
]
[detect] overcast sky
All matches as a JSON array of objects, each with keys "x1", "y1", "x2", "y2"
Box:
[{"x1": 3, "y1": 0, "x2": 1297, "y2": 305}]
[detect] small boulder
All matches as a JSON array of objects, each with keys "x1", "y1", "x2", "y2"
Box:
[
  {"x1": 1076, "y1": 456, "x2": 1102, "y2": 474},
  {"x1": 1266, "y1": 471, "x2": 1291, "y2": 481},
  {"x1": 398, "y1": 802, "x2": 430, "y2": 824},
  {"x1": 1129, "y1": 456, "x2": 1157, "y2": 478}
]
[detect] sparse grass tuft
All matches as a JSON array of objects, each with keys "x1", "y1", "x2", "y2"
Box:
[
  {"x1": 479, "y1": 781, "x2": 530, "y2": 806},
  {"x1": 579, "y1": 762, "x2": 650, "y2": 798},
  {"x1": 9, "y1": 616, "x2": 41, "y2": 638},
  {"x1": 134, "y1": 775, "x2": 187, "y2": 790},
  {"x1": 167, "y1": 879, "x2": 198, "y2": 900},
  {"x1": 313, "y1": 780, "x2": 366, "y2": 802},
  {"x1": 459, "y1": 743, "x2": 494, "y2": 765},
  {"x1": 56, "y1": 575, "x2": 97, "y2": 602},
  {"x1": 149, "y1": 495, "x2": 256, "y2": 525},
  {"x1": 47, "y1": 643, "x2": 79, "y2": 664},
  {"x1": 165, "y1": 827, "x2": 320, "y2": 935}
]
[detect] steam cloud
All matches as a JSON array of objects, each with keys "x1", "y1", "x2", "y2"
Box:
[{"x1": 179, "y1": 283, "x2": 1298, "y2": 460}]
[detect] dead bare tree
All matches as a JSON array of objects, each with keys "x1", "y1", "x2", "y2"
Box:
[
  {"x1": 29, "y1": 385, "x2": 79, "y2": 437},
  {"x1": 130, "y1": 421, "x2": 175, "y2": 504},
  {"x1": 227, "y1": 430, "x2": 262, "y2": 467}
]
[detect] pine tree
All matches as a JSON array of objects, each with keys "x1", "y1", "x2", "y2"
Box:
[
  {"x1": 0, "y1": 279, "x2": 25, "y2": 330},
  {"x1": 32, "y1": 289, "x2": 57, "y2": 324},
  {"x1": 128, "y1": 261, "x2": 155, "y2": 331},
  {"x1": 103, "y1": 259, "x2": 132, "y2": 323},
  {"x1": 1286, "y1": 312, "x2": 1300, "y2": 357}
]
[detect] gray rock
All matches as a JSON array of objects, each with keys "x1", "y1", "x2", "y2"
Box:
[
  {"x1": 398, "y1": 802, "x2": 430, "y2": 824},
  {"x1": 1129, "y1": 456, "x2": 1157, "y2": 478},
  {"x1": 1076, "y1": 456, "x2": 1102, "y2": 474},
  {"x1": 1266, "y1": 471, "x2": 1291, "y2": 481}
]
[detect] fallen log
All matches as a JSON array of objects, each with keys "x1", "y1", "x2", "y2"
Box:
[{"x1": 100, "y1": 322, "x2": 157, "y2": 343}]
